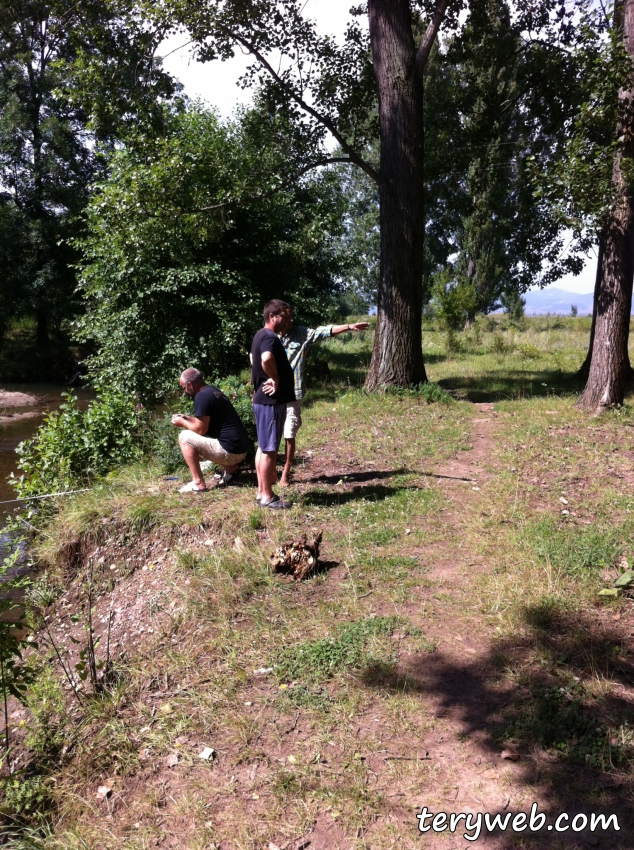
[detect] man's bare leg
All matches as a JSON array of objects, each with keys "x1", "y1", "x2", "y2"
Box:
[
  {"x1": 280, "y1": 437, "x2": 296, "y2": 487},
  {"x1": 179, "y1": 434, "x2": 207, "y2": 490},
  {"x1": 255, "y1": 447, "x2": 264, "y2": 500},
  {"x1": 257, "y1": 450, "x2": 277, "y2": 502}
]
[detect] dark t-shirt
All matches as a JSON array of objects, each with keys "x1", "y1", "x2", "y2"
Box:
[
  {"x1": 251, "y1": 327, "x2": 296, "y2": 405},
  {"x1": 193, "y1": 385, "x2": 250, "y2": 454}
]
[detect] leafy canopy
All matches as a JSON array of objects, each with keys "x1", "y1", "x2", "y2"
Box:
[{"x1": 75, "y1": 103, "x2": 348, "y2": 400}]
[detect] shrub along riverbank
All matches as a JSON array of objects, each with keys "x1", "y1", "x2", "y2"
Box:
[{"x1": 2, "y1": 318, "x2": 634, "y2": 847}]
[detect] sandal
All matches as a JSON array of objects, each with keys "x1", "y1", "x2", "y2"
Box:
[
  {"x1": 213, "y1": 472, "x2": 235, "y2": 486},
  {"x1": 179, "y1": 481, "x2": 209, "y2": 493}
]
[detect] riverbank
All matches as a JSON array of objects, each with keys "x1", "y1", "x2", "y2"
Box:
[
  {"x1": 0, "y1": 322, "x2": 86, "y2": 384},
  {"x1": 4, "y1": 319, "x2": 634, "y2": 848}
]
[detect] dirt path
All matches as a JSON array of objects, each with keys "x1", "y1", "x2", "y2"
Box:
[
  {"x1": 288, "y1": 401, "x2": 632, "y2": 848},
  {"x1": 364, "y1": 401, "x2": 631, "y2": 850}
]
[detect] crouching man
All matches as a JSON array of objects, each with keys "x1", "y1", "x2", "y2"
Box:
[{"x1": 172, "y1": 368, "x2": 251, "y2": 493}]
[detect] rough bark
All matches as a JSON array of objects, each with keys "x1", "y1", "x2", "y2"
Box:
[
  {"x1": 366, "y1": 0, "x2": 433, "y2": 389},
  {"x1": 575, "y1": 239, "x2": 603, "y2": 382},
  {"x1": 576, "y1": 0, "x2": 634, "y2": 411}
]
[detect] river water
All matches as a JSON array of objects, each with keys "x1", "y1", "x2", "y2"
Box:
[{"x1": 0, "y1": 384, "x2": 94, "y2": 558}]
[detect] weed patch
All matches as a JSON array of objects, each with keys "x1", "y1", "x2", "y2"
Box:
[
  {"x1": 275, "y1": 616, "x2": 400, "y2": 683},
  {"x1": 521, "y1": 518, "x2": 623, "y2": 578},
  {"x1": 505, "y1": 686, "x2": 631, "y2": 769}
]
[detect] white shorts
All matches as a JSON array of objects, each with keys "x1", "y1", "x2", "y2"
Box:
[
  {"x1": 178, "y1": 430, "x2": 246, "y2": 466},
  {"x1": 283, "y1": 401, "x2": 303, "y2": 440}
]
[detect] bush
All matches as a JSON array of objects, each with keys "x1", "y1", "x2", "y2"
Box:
[
  {"x1": 11, "y1": 392, "x2": 144, "y2": 498},
  {"x1": 216, "y1": 375, "x2": 256, "y2": 445},
  {"x1": 490, "y1": 332, "x2": 510, "y2": 355}
]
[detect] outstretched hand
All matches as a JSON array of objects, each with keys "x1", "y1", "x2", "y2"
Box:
[{"x1": 352, "y1": 322, "x2": 370, "y2": 331}]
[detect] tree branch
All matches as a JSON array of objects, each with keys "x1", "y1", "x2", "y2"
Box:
[
  {"x1": 415, "y1": 0, "x2": 451, "y2": 79},
  {"x1": 213, "y1": 24, "x2": 380, "y2": 185},
  {"x1": 195, "y1": 157, "x2": 354, "y2": 213}
]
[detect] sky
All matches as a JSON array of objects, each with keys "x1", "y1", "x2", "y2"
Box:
[{"x1": 158, "y1": 3, "x2": 598, "y2": 295}]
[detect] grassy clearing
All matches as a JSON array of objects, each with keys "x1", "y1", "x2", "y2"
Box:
[{"x1": 4, "y1": 316, "x2": 634, "y2": 847}]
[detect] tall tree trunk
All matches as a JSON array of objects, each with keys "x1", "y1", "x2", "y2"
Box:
[
  {"x1": 366, "y1": 0, "x2": 428, "y2": 389},
  {"x1": 575, "y1": 238, "x2": 603, "y2": 382},
  {"x1": 576, "y1": 0, "x2": 634, "y2": 411}
]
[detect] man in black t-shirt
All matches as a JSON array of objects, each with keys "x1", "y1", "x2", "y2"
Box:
[
  {"x1": 250, "y1": 299, "x2": 295, "y2": 509},
  {"x1": 172, "y1": 368, "x2": 251, "y2": 493}
]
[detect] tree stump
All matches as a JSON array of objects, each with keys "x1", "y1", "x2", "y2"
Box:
[{"x1": 270, "y1": 531, "x2": 323, "y2": 580}]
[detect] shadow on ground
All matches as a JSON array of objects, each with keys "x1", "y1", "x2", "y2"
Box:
[
  {"x1": 360, "y1": 602, "x2": 633, "y2": 847},
  {"x1": 301, "y1": 483, "x2": 423, "y2": 508},
  {"x1": 304, "y1": 469, "x2": 408, "y2": 485},
  {"x1": 438, "y1": 368, "x2": 586, "y2": 403}
]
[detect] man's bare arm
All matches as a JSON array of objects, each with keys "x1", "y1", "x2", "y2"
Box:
[
  {"x1": 171, "y1": 414, "x2": 210, "y2": 435},
  {"x1": 331, "y1": 322, "x2": 370, "y2": 336},
  {"x1": 261, "y1": 351, "x2": 279, "y2": 396}
]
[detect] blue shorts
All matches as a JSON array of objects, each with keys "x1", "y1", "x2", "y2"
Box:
[{"x1": 253, "y1": 403, "x2": 286, "y2": 452}]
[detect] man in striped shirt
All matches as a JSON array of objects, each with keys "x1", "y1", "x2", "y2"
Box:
[{"x1": 279, "y1": 307, "x2": 369, "y2": 486}]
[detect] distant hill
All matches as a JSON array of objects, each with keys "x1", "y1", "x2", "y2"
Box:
[{"x1": 523, "y1": 288, "x2": 595, "y2": 316}]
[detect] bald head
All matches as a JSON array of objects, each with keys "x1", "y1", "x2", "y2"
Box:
[
  {"x1": 179, "y1": 367, "x2": 205, "y2": 397},
  {"x1": 180, "y1": 367, "x2": 203, "y2": 385}
]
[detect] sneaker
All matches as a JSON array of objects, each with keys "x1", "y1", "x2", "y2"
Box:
[{"x1": 262, "y1": 495, "x2": 292, "y2": 510}]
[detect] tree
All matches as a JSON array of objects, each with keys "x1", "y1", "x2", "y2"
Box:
[
  {"x1": 426, "y1": 0, "x2": 589, "y2": 328},
  {"x1": 75, "y1": 105, "x2": 348, "y2": 401},
  {"x1": 576, "y1": 0, "x2": 634, "y2": 410},
  {"x1": 0, "y1": 0, "x2": 179, "y2": 340},
  {"x1": 528, "y1": 3, "x2": 633, "y2": 405},
  {"x1": 158, "y1": 0, "x2": 463, "y2": 388}
]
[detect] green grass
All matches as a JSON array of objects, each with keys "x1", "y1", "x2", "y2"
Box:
[
  {"x1": 275, "y1": 616, "x2": 400, "y2": 683},
  {"x1": 9, "y1": 315, "x2": 634, "y2": 848}
]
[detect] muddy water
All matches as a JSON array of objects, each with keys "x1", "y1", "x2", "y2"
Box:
[{"x1": 0, "y1": 384, "x2": 94, "y2": 560}]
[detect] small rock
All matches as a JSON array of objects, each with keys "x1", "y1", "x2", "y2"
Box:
[
  {"x1": 165, "y1": 753, "x2": 178, "y2": 767},
  {"x1": 96, "y1": 784, "x2": 113, "y2": 800},
  {"x1": 559, "y1": 496, "x2": 568, "y2": 505},
  {"x1": 199, "y1": 747, "x2": 215, "y2": 760},
  {"x1": 159, "y1": 703, "x2": 173, "y2": 715},
  {"x1": 501, "y1": 749, "x2": 520, "y2": 761}
]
